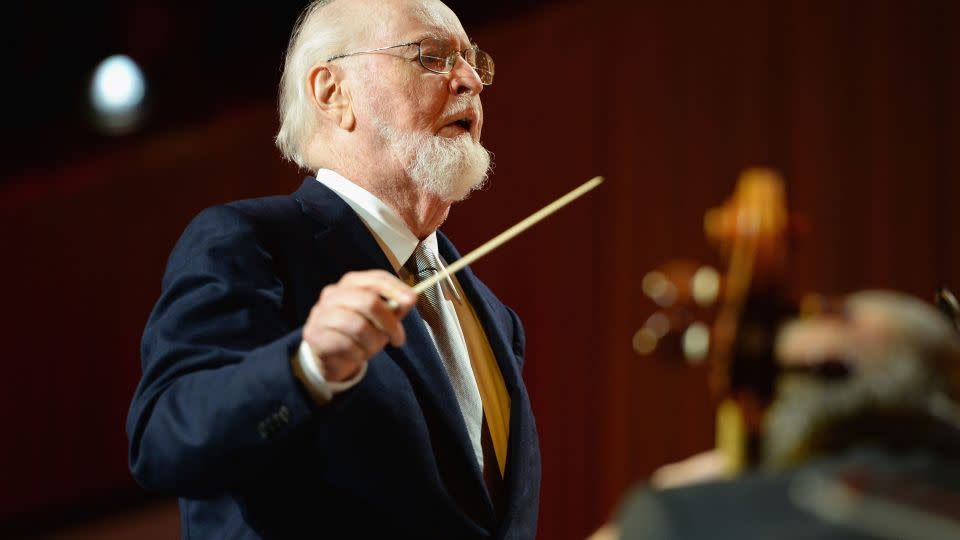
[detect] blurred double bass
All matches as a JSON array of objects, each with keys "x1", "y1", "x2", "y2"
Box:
[
  {"x1": 634, "y1": 167, "x2": 802, "y2": 474},
  {"x1": 636, "y1": 166, "x2": 960, "y2": 480},
  {"x1": 635, "y1": 167, "x2": 960, "y2": 477}
]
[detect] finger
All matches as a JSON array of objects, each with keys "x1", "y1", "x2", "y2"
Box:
[
  {"x1": 324, "y1": 287, "x2": 407, "y2": 347},
  {"x1": 319, "y1": 306, "x2": 390, "y2": 358},
  {"x1": 361, "y1": 275, "x2": 416, "y2": 311},
  {"x1": 341, "y1": 270, "x2": 417, "y2": 311},
  {"x1": 304, "y1": 325, "x2": 360, "y2": 361}
]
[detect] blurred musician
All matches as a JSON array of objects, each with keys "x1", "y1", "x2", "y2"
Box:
[{"x1": 595, "y1": 290, "x2": 960, "y2": 540}]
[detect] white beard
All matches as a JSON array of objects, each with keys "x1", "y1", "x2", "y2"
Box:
[{"x1": 377, "y1": 121, "x2": 492, "y2": 202}]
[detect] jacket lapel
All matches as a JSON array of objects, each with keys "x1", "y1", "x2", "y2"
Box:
[
  {"x1": 293, "y1": 179, "x2": 492, "y2": 517},
  {"x1": 436, "y1": 232, "x2": 532, "y2": 517}
]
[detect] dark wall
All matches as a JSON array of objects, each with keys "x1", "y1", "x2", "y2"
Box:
[
  {"x1": 2, "y1": 1, "x2": 957, "y2": 538},
  {"x1": 466, "y1": 1, "x2": 958, "y2": 536},
  {"x1": 0, "y1": 107, "x2": 303, "y2": 531}
]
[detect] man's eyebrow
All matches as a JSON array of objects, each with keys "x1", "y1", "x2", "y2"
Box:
[{"x1": 416, "y1": 29, "x2": 473, "y2": 47}]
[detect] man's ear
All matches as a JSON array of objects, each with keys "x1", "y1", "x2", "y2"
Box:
[{"x1": 308, "y1": 65, "x2": 355, "y2": 131}]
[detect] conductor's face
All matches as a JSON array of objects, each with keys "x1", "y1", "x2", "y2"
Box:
[
  {"x1": 357, "y1": 0, "x2": 486, "y2": 138},
  {"x1": 341, "y1": 0, "x2": 493, "y2": 201}
]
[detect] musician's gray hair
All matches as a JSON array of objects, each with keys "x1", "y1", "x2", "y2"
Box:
[{"x1": 764, "y1": 290, "x2": 960, "y2": 468}]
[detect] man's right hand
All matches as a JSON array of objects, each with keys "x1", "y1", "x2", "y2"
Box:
[{"x1": 302, "y1": 270, "x2": 417, "y2": 382}]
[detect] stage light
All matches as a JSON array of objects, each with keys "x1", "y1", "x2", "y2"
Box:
[
  {"x1": 691, "y1": 265, "x2": 720, "y2": 307},
  {"x1": 632, "y1": 327, "x2": 658, "y2": 355},
  {"x1": 682, "y1": 322, "x2": 710, "y2": 362},
  {"x1": 642, "y1": 271, "x2": 678, "y2": 308},
  {"x1": 642, "y1": 271, "x2": 669, "y2": 299},
  {"x1": 645, "y1": 312, "x2": 670, "y2": 338},
  {"x1": 90, "y1": 54, "x2": 146, "y2": 133}
]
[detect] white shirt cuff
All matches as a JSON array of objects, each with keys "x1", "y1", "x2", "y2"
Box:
[{"x1": 296, "y1": 340, "x2": 367, "y2": 403}]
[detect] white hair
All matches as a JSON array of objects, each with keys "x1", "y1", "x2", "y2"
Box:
[{"x1": 275, "y1": 0, "x2": 358, "y2": 169}]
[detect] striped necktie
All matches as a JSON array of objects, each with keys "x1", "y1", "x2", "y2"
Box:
[{"x1": 404, "y1": 242, "x2": 486, "y2": 469}]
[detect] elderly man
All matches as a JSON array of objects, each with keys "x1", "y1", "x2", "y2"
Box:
[
  {"x1": 604, "y1": 291, "x2": 960, "y2": 539},
  {"x1": 125, "y1": 1, "x2": 541, "y2": 538}
]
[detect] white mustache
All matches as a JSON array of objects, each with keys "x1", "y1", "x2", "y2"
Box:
[{"x1": 443, "y1": 97, "x2": 479, "y2": 120}]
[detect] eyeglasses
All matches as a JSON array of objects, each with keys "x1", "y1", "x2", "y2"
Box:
[{"x1": 326, "y1": 37, "x2": 494, "y2": 85}]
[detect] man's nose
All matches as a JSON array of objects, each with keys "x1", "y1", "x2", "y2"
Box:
[{"x1": 449, "y1": 56, "x2": 484, "y2": 96}]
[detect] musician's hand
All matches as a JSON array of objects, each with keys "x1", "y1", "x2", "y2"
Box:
[
  {"x1": 302, "y1": 270, "x2": 417, "y2": 382},
  {"x1": 586, "y1": 524, "x2": 620, "y2": 540},
  {"x1": 650, "y1": 449, "x2": 728, "y2": 489}
]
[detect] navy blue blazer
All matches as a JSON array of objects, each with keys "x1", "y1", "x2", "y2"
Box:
[{"x1": 126, "y1": 178, "x2": 541, "y2": 539}]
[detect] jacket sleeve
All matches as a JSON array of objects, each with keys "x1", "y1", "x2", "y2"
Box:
[{"x1": 126, "y1": 205, "x2": 317, "y2": 496}]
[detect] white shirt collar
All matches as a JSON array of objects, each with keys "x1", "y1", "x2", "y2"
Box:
[{"x1": 315, "y1": 169, "x2": 438, "y2": 271}]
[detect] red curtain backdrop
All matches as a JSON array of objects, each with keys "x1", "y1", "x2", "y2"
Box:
[{"x1": 2, "y1": 1, "x2": 957, "y2": 538}]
